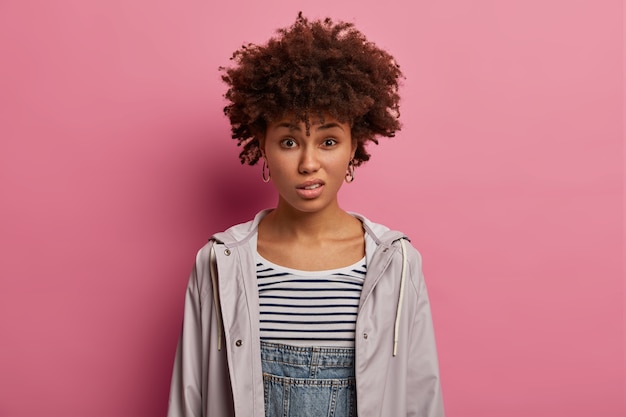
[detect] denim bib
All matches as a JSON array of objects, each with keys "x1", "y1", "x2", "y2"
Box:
[{"x1": 261, "y1": 341, "x2": 357, "y2": 417}]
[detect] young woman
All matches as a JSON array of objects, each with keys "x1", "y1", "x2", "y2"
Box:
[{"x1": 168, "y1": 14, "x2": 444, "y2": 417}]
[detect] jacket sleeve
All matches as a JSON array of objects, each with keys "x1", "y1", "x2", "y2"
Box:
[
  {"x1": 167, "y1": 245, "x2": 212, "y2": 417},
  {"x1": 407, "y1": 250, "x2": 445, "y2": 417}
]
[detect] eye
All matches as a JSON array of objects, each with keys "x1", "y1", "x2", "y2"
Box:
[
  {"x1": 322, "y1": 138, "x2": 337, "y2": 147},
  {"x1": 280, "y1": 138, "x2": 297, "y2": 148}
]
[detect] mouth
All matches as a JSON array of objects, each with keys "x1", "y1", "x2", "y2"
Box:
[
  {"x1": 296, "y1": 180, "x2": 325, "y2": 190},
  {"x1": 295, "y1": 180, "x2": 325, "y2": 199}
]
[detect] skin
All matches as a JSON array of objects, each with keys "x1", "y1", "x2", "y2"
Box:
[{"x1": 257, "y1": 115, "x2": 365, "y2": 271}]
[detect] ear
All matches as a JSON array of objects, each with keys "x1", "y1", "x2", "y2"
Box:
[{"x1": 350, "y1": 138, "x2": 358, "y2": 160}]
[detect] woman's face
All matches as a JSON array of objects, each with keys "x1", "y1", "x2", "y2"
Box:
[{"x1": 262, "y1": 115, "x2": 356, "y2": 215}]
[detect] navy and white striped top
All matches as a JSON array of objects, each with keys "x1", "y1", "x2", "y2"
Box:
[{"x1": 256, "y1": 253, "x2": 367, "y2": 347}]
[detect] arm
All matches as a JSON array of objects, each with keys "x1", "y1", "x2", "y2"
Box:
[
  {"x1": 407, "y1": 250, "x2": 445, "y2": 417},
  {"x1": 167, "y1": 244, "x2": 214, "y2": 417}
]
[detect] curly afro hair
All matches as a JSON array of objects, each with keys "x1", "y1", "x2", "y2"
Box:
[{"x1": 220, "y1": 12, "x2": 403, "y2": 166}]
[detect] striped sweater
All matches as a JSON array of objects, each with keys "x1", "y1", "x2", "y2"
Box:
[{"x1": 256, "y1": 253, "x2": 366, "y2": 347}]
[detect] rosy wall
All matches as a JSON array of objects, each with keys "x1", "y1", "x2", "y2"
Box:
[{"x1": 0, "y1": 1, "x2": 623, "y2": 416}]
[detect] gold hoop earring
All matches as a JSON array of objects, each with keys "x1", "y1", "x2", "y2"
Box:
[
  {"x1": 262, "y1": 159, "x2": 271, "y2": 183},
  {"x1": 345, "y1": 160, "x2": 355, "y2": 183}
]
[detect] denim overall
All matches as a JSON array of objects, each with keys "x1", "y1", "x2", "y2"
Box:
[{"x1": 261, "y1": 341, "x2": 357, "y2": 417}]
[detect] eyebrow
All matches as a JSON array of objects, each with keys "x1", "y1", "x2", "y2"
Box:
[
  {"x1": 274, "y1": 122, "x2": 301, "y2": 131},
  {"x1": 317, "y1": 122, "x2": 345, "y2": 131}
]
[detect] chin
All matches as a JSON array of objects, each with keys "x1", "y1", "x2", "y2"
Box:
[{"x1": 284, "y1": 199, "x2": 332, "y2": 214}]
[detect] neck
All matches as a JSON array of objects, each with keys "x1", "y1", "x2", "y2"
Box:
[{"x1": 263, "y1": 199, "x2": 352, "y2": 240}]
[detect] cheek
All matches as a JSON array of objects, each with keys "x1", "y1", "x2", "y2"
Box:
[
  {"x1": 332, "y1": 152, "x2": 352, "y2": 169},
  {"x1": 327, "y1": 157, "x2": 350, "y2": 179},
  {"x1": 266, "y1": 159, "x2": 294, "y2": 186}
]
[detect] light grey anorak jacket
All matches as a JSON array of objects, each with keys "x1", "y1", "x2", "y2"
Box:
[{"x1": 168, "y1": 210, "x2": 444, "y2": 417}]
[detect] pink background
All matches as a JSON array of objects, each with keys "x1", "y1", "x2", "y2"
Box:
[{"x1": 0, "y1": 1, "x2": 623, "y2": 416}]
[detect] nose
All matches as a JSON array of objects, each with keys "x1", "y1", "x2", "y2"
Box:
[{"x1": 298, "y1": 147, "x2": 320, "y2": 174}]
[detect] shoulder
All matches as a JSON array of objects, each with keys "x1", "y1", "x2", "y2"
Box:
[
  {"x1": 351, "y1": 212, "x2": 393, "y2": 242},
  {"x1": 209, "y1": 209, "x2": 271, "y2": 247},
  {"x1": 352, "y1": 212, "x2": 419, "y2": 255},
  {"x1": 195, "y1": 240, "x2": 215, "y2": 265}
]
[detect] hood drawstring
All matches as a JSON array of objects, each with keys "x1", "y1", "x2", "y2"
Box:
[
  {"x1": 393, "y1": 239, "x2": 408, "y2": 357},
  {"x1": 209, "y1": 245, "x2": 223, "y2": 351}
]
